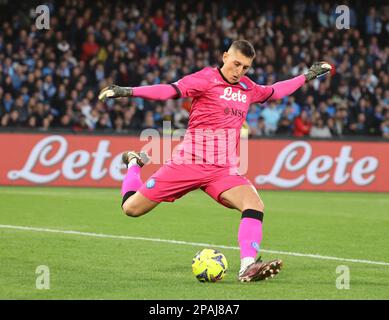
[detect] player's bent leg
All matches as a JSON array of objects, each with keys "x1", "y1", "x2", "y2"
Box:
[
  {"x1": 120, "y1": 150, "x2": 158, "y2": 217},
  {"x1": 122, "y1": 191, "x2": 159, "y2": 217},
  {"x1": 219, "y1": 184, "x2": 264, "y2": 212}
]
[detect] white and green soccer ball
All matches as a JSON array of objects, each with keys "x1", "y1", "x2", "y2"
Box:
[{"x1": 192, "y1": 248, "x2": 228, "y2": 282}]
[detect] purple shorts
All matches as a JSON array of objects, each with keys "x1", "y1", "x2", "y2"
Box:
[{"x1": 138, "y1": 162, "x2": 252, "y2": 208}]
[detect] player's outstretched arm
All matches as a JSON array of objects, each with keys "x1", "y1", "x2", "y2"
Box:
[
  {"x1": 268, "y1": 61, "x2": 332, "y2": 101},
  {"x1": 98, "y1": 84, "x2": 178, "y2": 102}
]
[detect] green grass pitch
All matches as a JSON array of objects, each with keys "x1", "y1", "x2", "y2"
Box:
[{"x1": 0, "y1": 186, "x2": 388, "y2": 299}]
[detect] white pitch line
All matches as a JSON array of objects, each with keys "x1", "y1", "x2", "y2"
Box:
[{"x1": 1, "y1": 224, "x2": 389, "y2": 267}]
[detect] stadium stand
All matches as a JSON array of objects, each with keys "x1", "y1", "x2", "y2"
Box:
[{"x1": 0, "y1": 0, "x2": 388, "y2": 138}]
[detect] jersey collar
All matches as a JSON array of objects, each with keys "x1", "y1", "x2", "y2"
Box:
[{"x1": 217, "y1": 67, "x2": 239, "y2": 85}]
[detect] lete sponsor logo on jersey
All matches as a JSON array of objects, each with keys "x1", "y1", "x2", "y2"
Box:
[{"x1": 219, "y1": 87, "x2": 247, "y2": 103}]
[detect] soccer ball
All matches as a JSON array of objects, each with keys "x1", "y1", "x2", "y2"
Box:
[{"x1": 192, "y1": 248, "x2": 228, "y2": 282}]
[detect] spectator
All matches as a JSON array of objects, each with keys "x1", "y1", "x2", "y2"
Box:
[
  {"x1": 381, "y1": 118, "x2": 389, "y2": 139},
  {"x1": 276, "y1": 115, "x2": 293, "y2": 135},
  {"x1": 3, "y1": 93, "x2": 14, "y2": 113},
  {"x1": 153, "y1": 104, "x2": 163, "y2": 128},
  {"x1": 293, "y1": 110, "x2": 311, "y2": 137},
  {"x1": 114, "y1": 116, "x2": 124, "y2": 133},
  {"x1": 174, "y1": 105, "x2": 189, "y2": 129},
  {"x1": 59, "y1": 114, "x2": 73, "y2": 129},
  {"x1": 349, "y1": 113, "x2": 368, "y2": 135},
  {"x1": 365, "y1": 7, "x2": 382, "y2": 35},
  {"x1": 285, "y1": 96, "x2": 300, "y2": 119},
  {"x1": 371, "y1": 104, "x2": 385, "y2": 135},
  {"x1": 142, "y1": 110, "x2": 158, "y2": 130},
  {"x1": 73, "y1": 115, "x2": 90, "y2": 132},
  {"x1": 96, "y1": 113, "x2": 112, "y2": 131},
  {"x1": 1, "y1": 109, "x2": 21, "y2": 127},
  {"x1": 250, "y1": 117, "x2": 266, "y2": 137},
  {"x1": 261, "y1": 101, "x2": 281, "y2": 135},
  {"x1": 81, "y1": 33, "x2": 100, "y2": 62},
  {"x1": 331, "y1": 107, "x2": 349, "y2": 136},
  {"x1": 246, "y1": 105, "x2": 261, "y2": 130},
  {"x1": 310, "y1": 117, "x2": 332, "y2": 138}
]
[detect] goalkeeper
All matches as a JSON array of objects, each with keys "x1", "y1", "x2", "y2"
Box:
[{"x1": 99, "y1": 40, "x2": 331, "y2": 282}]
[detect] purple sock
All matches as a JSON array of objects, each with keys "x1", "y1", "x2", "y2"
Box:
[{"x1": 121, "y1": 165, "x2": 143, "y2": 196}]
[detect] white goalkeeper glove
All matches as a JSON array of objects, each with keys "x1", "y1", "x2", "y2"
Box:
[
  {"x1": 98, "y1": 85, "x2": 133, "y2": 102},
  {"x1": 304, "y1": 62, "x2": 332, "y2": 82}
]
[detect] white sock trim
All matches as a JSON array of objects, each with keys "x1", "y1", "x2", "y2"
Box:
[{"x1": 239, "y1": 257, "x2": 255, "y2": 275}]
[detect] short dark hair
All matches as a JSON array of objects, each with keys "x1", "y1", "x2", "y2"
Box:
[{"x1": 230, "y1": 40, "x2": 256, "y2": 59}]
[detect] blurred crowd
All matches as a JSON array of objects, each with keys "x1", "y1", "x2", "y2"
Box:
[{"x1": 0, "y1": 0, "x2": 388, "y2": 139}]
